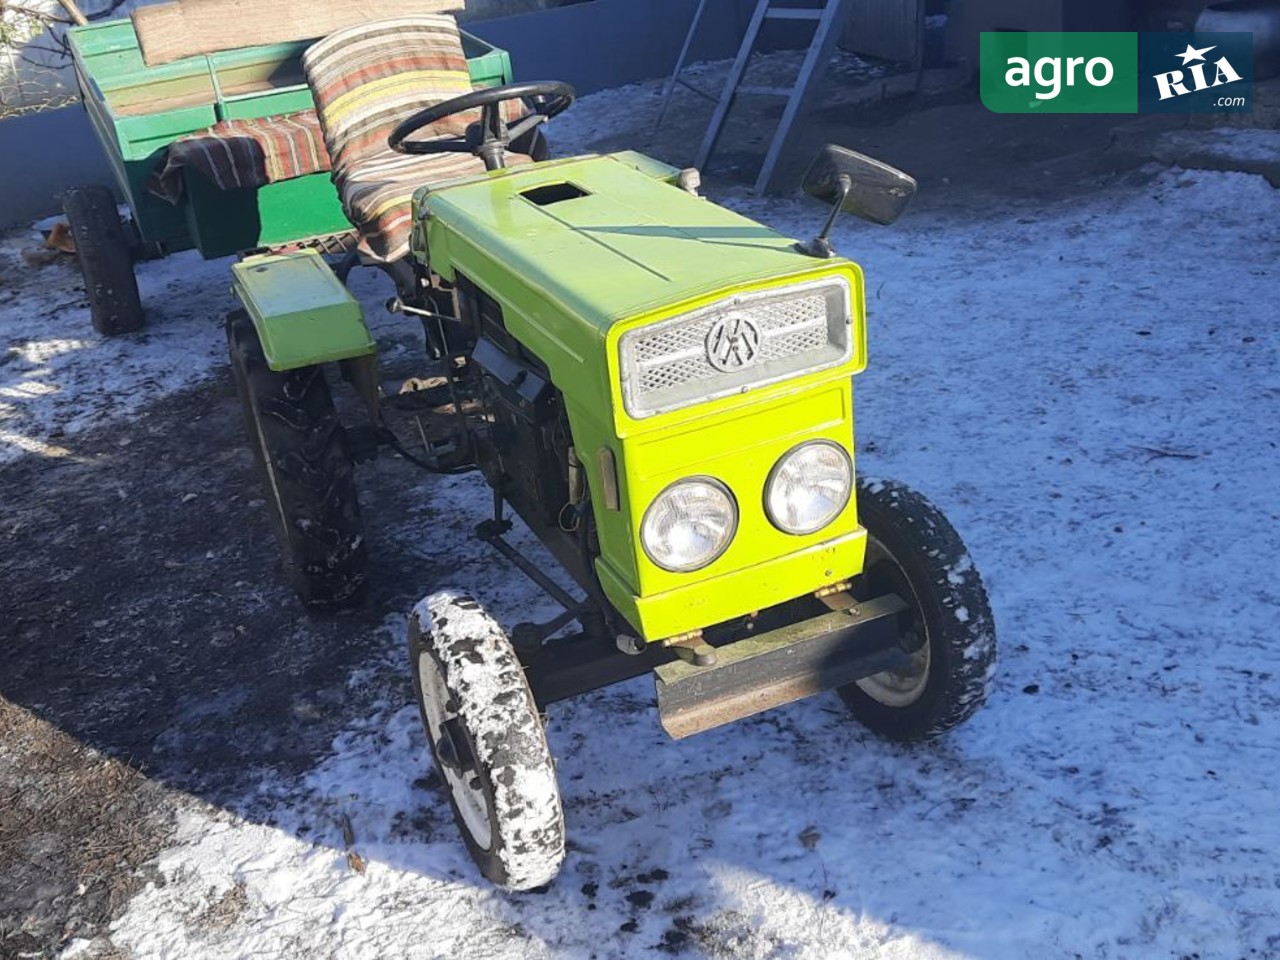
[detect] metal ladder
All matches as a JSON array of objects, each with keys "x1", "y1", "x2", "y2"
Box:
[
  {"x1": 656, "y1": 0, "x2": 721, "y2": 125},
  {"x1": 661, "y1": 0, "x2": 850, "y2": 194}
]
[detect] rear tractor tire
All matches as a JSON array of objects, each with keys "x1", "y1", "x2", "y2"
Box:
[
  {"x1": 62, "y1": 185, "x2": 145, "y2": 335},
  {"x1": 409, "y1": 593, "x2": 565, "y2": 891},
  {"x1": 838, "y1": 478, "x2": 997, "y2": 741},
  {"x1": 226, "y1": 311, "x2": 367, "y2": 608}
]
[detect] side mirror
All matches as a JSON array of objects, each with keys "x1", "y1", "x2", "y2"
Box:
[{"x1": 802, "y1": 144, "x2": 918, "y2": 227}]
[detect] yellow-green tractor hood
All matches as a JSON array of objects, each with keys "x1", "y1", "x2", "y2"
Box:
[
  {"x1": 414, "y1": 153, "x2": 869, "y2": 642},
  {"x1": 416, "y1": 153, "x2": 831, "y2": 344}
]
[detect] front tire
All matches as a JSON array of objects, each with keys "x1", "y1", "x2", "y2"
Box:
[
  {"x1": 409, "y1": 593, "x2": 565, "y2": 891},
  {"x1": 227, "y1": 311, "x2": 367, "y2": 608},
  {"x1": 62, "y1": 185, "x2": 144, "y2": 335},
  {"x1": 838, "y1": 479, "x2": 997, "y2": 741}
]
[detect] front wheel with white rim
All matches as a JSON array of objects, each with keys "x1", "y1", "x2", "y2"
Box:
[
  {"x1": 408, "y1": 592, "x2": 565, "y2": 890},
  {"x1": 837, "y1": 479, "x2": 998, "y2": 741}
]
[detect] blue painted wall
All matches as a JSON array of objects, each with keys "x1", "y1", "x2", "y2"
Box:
[
  {"x1": 0, "y1": 107, "x2": 127, "y2": 229},
  {"x1": 470, "y1": 0, "x2": 759, "y2": 95}
]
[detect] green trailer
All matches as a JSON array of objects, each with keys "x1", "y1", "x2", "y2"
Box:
[{"x1": 64, "y1": 15, "x2": 513, "y2": 334}]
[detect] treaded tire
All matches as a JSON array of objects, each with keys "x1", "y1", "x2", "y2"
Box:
[
  {"x1": 226, "y1": 311, "x2": 367, "y2": 608},
  {"x1": 838, "y1": 478, "x2": 997, "y2": 741},
  {"x1": 62, "y1": 185, "x2": 144, "y2": 335},
  {"x1": 409, "y1": 593, "x2": 565, "y2": 891}
]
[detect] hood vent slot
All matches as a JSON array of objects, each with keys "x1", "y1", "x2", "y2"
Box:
[{"x1": 522, "y1": 182, "x2": 590, "y2": 206}]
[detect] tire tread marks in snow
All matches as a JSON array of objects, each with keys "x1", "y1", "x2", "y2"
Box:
[
  {"x1": 410, "y1": 592, "x2": 565, "y2": 890},
  {"x1": 226, "y1": 312, "x2": 366, "y2": 608},
  {"x1": 62, "y1": 184, "x2": 145, "y2": 335},
  {"x1": 840, "y1": 478, "x2": 998, "y2": 741}
]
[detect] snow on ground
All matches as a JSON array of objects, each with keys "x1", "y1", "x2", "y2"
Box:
[
  {"x1": 4, "y1": 81, "x2": 1278, "y2": 958},
  {"x1": 1189, "y1": 126, "x2": 1280, "y2": 164},
  {"x1": 0, "y1": 232, "x2": 422, "y2": 465},
  {"x1": 0, "y1": 236, "x2": 232, "y2": 462}
]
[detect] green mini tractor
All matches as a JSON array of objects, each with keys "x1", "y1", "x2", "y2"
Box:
[{"x1": 212, "y1": 16, "x2": 998, "y2": 891}]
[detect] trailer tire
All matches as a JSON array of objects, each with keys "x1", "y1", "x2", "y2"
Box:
[
  {"x1": 409, "y1": 593, "x2": 565, "y2": 891},
  {"x1": 62, "y1": 185, "x2": 145, "y2": 335},
  {"x1": 838, "y1": 479, "x2": 997, "y2": 741},
  {"x1": 227, "y1": 311, "x2": 367, "y2": 608}
]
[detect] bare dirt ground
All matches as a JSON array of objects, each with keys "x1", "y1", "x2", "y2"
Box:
[
  {"x1": 2, "y1": 67, "x2": 1275, "y2": 957},
  {"x1": 0, "y1": 357, "x2": 432, "y2": 955}
]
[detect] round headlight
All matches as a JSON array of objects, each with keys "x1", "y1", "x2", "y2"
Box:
[
  {"x1": 765, "y1": 440, "x2": 853, "y2": 535},
  {"x1": 641, "y1": 478, "x2": 737, "y2": 573}
]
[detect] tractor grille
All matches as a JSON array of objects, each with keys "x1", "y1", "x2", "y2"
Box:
[{"x1": 619, "y1": 278, "x2": 853, "y2": 419}]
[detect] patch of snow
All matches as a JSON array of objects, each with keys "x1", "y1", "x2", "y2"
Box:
[
  {"x1": 1184, "y1": 127, "x2": 1280, "y2": 164},
  {"x1": 946, "y1": 555, "x2": 974, "y2": 585},
  {"x1": 0, "y1": 224, "x2": 417, "y2": 466},
  {"x1": 0, "y1": 238, "x2": 234, "y2": 464},
  {"x1": 14, "y1": 79, "x2": 1278, "y2": 958},
  {"x1": 59, "y1": 939, "x2": 95, "y2": 959}
]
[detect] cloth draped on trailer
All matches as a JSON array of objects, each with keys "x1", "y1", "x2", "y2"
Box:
[
  {"x1": 147, "y1": 111, "x2": 332, "y2": 204},
  {"x1": 147, "y1": 14, "x2": 528, "y2": 264}
]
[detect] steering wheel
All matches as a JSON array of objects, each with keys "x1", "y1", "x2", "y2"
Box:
[{"x1": 388, "y1": 80, "x2": 575, "y2": 171}]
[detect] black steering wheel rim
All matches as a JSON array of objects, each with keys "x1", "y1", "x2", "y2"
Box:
[{"x1": 388, "y1": 80, "x2": 575, "y2": 157}]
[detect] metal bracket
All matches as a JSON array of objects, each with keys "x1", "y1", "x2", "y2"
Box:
[
  {"x1": 476, "y1": 522, "x2": 581, "y2": 611},
  {"x1": 655, "y1": 593, "x2": 910, "y2": 738},
  {"x1": 662, "y1": 631, "x2": 717, "y2": 667}
]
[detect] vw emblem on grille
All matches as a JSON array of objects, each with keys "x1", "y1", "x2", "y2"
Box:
[{"x1": 705, "y1": 315, "x2": 762, "y2": 372}]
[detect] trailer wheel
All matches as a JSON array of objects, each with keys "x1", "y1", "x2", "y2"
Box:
[
  {"x1": 62, "y1": 185, "x2": 144, "y2": 335},
  {"x1": 838, "y1": 479, "x2": 997, "y2": 741},
  {"x1": 409, "y1": 593, "x2": 565, "y2": 891},
  {"x1": 226, "y1": 311, "x2": 367, "y2": 608}
]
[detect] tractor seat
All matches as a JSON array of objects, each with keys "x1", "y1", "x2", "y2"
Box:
[{"x1": 302, "y1": 15, "x2": 531, "y2": 263}]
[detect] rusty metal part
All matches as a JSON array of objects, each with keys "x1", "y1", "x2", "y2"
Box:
[
  {"x1": 661, "y1": 630, "x2": 703, "y2": 647},
  {"x1": 477, "y1": 521, "x2": 582, "y2": 613},
  {"x1": 526, "y1": 631, "x2": 675, "y2": 707},
  {"x1": 674, "y1": 643, "x2": 718, "y2": 667},
  {"x1": 818, "y1": 590, "x2": 858, "y2": 612},
  {"x1": 616, "y1": 633, "x2": 646, "y2": 655},
  {"x1": 662, "y1": 630, "x2": 716, "y2": 666},
  {"x1": 654, "y1": 593, "x2": 910, "y2": 739}
]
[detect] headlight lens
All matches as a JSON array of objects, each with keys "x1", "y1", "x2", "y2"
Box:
[
  {"x1": 765, "y1": 441, "x2": 853, "y2": 535},
  {"x1": 641, "y1": 478, "x2": 737, "y2": 572}
]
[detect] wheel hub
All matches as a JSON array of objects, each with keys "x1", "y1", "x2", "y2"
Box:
[
  {"x1": 854, "y1": 537, "x2": 932, "y2": 708},
  {"x1": 417, "y1": 650, "x2": 494, "y2": 851},
  {"x1": 435, "y1": 716, "x2": 478, "y2": 774}
]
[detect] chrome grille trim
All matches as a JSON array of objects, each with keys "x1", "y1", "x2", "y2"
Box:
[{"x1": 618, "y1": 278, "x2": 853, "y2": 419}]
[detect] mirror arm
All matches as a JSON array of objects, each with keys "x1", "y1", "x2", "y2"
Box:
[{"x1": 795, "y1": 174, "x2": 852, "y2": 259}]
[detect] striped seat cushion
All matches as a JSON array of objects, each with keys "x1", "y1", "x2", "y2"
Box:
[
  {"x1": 303, "y1": 15, "x2": 528, "y2": 263},
  {"x1": 339, "y1": 151, "x2": 531, "y2": 264}
]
